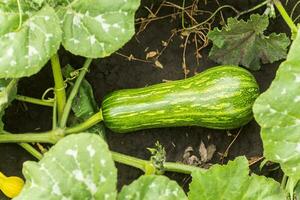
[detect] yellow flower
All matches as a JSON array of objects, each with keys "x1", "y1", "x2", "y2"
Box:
[{"x1": 0, "y1": 172, "x2": 24, "y2": 198}]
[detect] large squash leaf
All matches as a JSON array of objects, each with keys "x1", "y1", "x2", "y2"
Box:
[
  {"x1": 56, "y1": 0, "x2": 140, "y2": 58},
  {"x1": 253, "y1": 30, "x2": 300, "y2": 179},
  {"x1": 14, "y1": 133, "x2": 117, "y2": 200},
  {"x1": 208, "y1": 14, "x2": 290, "y2": 70},
  {"x1": 188, "y1": 157, "x2": 285, "y2": 200},
  {"x1": 0, "y1": 79, "x2": 18, "y2": 130},
  {"x1": 118, "y1": 175, "x2": 187, "y2": 200},
  {"x1": 0, "y1": 3, "x2": 62, "y2": 78}
]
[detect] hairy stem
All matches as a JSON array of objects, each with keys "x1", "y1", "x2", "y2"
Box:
[
  {"x1": 51, "y1": 54, "x2": 67, "y2": 121},
  {"x1": 60, "y1": 58, "x2": 93, "y2": 128},
  {"x1": 16, "y1": 95, "x2": 53, "y2": 107}
]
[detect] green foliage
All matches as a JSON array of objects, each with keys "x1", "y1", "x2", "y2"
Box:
[
  {"x1": 0, "y1": 79, "x2": 18, "y2": 130},
  {"x1": 24, "y1": 0, "x2": 44, "y2": 10},
  {"x1": 15, "y1": 138, "x2": 286, "y2": 200},
  {"x1": 188, "y1": 157, "x2": 285, "y2": 200},
  {"x1": 118, "y1": 175, "x2": 187, "y2": 200},
  {"x1": 208, "y1": 14, "x2": 290, "y2": 70},
  {"x1": 0, "y1": 0, "x2": 140, "y2": 78},
  {"x1": 253, "y1": 29, "x2": 300, "y2": 180},
  {"x1": 0, "y1": 4, "x2": 61, "y2": 78},
  {"x1": 14, "y1": 134, "x2": 187, "y2": 200},
  {"x1": 63, "y1": 65, "x2": 106, "y2": 138},
  {"x1": 14, "y1": 133, "x2": 117, "y2": 200},
  {"x1": 56, "y1": 0, "x2": 140, "y2": 58}
]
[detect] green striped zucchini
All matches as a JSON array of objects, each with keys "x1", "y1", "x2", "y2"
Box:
[{"x1": 101, "y1": 65, "x2": 259, "y2": 133}]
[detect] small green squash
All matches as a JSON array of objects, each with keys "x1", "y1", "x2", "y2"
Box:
[{"x1": 101, "y1": 65, "x2": 259, "y2": 133}]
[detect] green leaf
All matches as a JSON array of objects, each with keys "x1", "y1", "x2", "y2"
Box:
[
  {"x1": 14, "y1": 133, "x2": 117, "y2": 200},
  {"x1": 188, "y1": 157, "x2": 285, "y2": 200},
  {"x1": 253, "y1": 30, "x2": 300, "y2": 179},
  {"x1": 0, "y1": 79, "x2": 18, "y2": 130},
  {"x1": 0, "y1": 4, "x2": 62, "y2": 78},
  {"x1": 63, "y1": 65, "x2": 106, "y2": 138},
  {"x1": 118, "y1": 175, "x2": 187, "y2": 200},
  {"x1": 73, "y1": 78, "x2": 106, "y2": 138},
  {"x1": 208, "y1": 14, "x2": 290, "y2": 70},
  {"x1": 24, "y1": 0, "x2": 45, "y2": 10},
  {"x1": 72, "y1": 79, "x2": 98, "y2": 120},
  {"x1": 56, "y1": 0, "x2": 140, "y2": 58}
]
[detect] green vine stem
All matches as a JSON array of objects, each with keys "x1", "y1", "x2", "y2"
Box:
[
  {"x1": 3, "y1": 132, "x2": 43, "y2": 160},
  {"x1": 111, "y1": 151, "x2": 201, "y2": 174},
  {"x1": 185, "y1": 5, "x2": 239, "y2": 31},
  {"x1": 281, "y1": 174, "x2": 288, "y2": 189},
  {"x1": 18, "y1": 143, "x2": 43, "y2": 160},
  {"x1": 0, "y1": 130, "x2": 63, "y2": 144},
  {"x1": 60, "y1": 58, "x2": 93, "y2": 128},
  {"x1": 237, "y1": 0, "x2": 270, "y2": 18},
  {"x1": 52, "y1": 100, "x2": 57, "y2": 129},
  {"x1": 112, "y1": 152, "x2": 148, "y2": 172},
  {"x1": 164, "y1": 161, "x2": 203, "y2": 174},
  {"x1": 16, "y1": 95, "x2": 54, "y2": 107},
  {"x1": 0, "y1": 110, "x2": 102, "y2": 144},
  {"x1": 16, "y1": 0, "x2": 23, "y2": 31},
  {"x1": 51, "y1": 54, "x2": 67, "y2": 121},
  {"x1": 65, "y1": 110, "x2": 103, "y2": 134},
  {"x1": 273, "y1": 0, "x2": 298, "y2": 36},
  {"x1": 0, "y1": 131, "x2": 202, "y2": 174}
]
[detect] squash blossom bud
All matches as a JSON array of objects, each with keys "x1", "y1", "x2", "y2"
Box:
[{"x1": 0, "y1": 172, "x2": 24, "y2": 198}]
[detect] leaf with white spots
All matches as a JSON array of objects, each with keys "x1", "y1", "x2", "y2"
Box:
[
  {"x1": 188, "y1": 157, "x2": 285, "y2": 200},
  {"x1": 0, "y1": 4, "x2": 62, "y2": 78},
  {"x1": 0, "y1": 79, "x2": 18, "y2": 130},
  {"x1": 118, "y1": 175, "x2": 187, "y2": 200},
  {"x1": 14, "y1": 133, "x2": 117, "y2": 200},
  {"x1": 253, "y1": 29, "x2": 300, "y2": 179},
  {"x1": 56, "y1": 0, "x2": 140, "y2": 58}
]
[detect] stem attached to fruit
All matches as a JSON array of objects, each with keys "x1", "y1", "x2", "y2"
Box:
[{"x1": 65, "y1": 110, "x2": 103, "y2": 134}]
